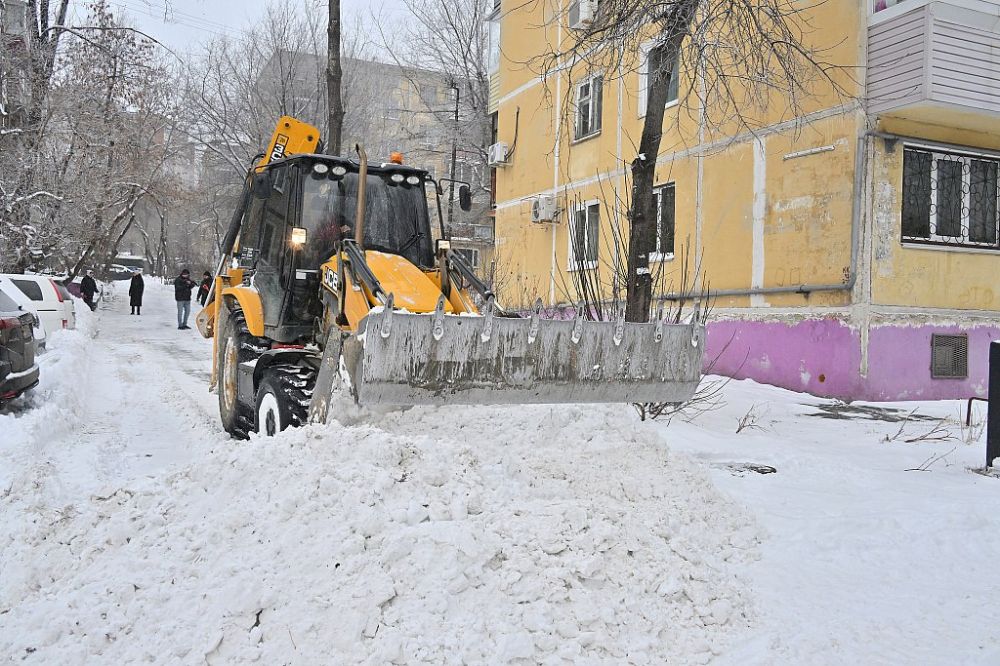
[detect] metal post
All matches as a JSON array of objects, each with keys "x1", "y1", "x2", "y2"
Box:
[
  {"x1": 988, "y1": 341, "x2": 1000, "y2": 468},
  {"x1": 447, "y1": 83, "x2": 460, "y2": 227}
]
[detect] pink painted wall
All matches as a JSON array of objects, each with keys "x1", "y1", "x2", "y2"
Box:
[{"x1": 705, "y1": 317, "x2": 1000, "y2": 402}]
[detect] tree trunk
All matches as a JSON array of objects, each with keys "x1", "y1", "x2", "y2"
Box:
[
  {"x1": 625, "y1": 2, "x2": 698, "y2": 323},
  {"x1": 326, "y1": 0, "x2": 344, "y2": 155},
  {"x1": 102, "y1": 210, "x2": 137, "y2": 274}
]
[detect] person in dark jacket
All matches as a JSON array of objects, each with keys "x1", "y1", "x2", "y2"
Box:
[
  {"x1": 197, "y1": 271, "x2": 212, "y2": 306},
  {"x1": 128, "y1": 269, "x2": 145, "y2": 315},
  {"x1": 173, "y1": 269, "x2": 197, "y2": 330},
  {"x1": 80, "y1": 271, "x2": 98, "y2": 312}
]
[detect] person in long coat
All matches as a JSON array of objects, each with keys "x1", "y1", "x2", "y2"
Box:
[
  {"x1": 129, "y1": 269, "x2": 145, "y2": 315},
  {"x1": 80, "y1": 271, "x2": 98, "y2": 311}
]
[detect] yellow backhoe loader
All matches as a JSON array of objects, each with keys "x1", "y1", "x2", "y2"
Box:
[{"x1": 196, "y1": 116, "x2": 704, "y2": 438}]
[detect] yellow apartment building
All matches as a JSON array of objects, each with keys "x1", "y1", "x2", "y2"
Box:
[{"x1": 487, "y1": 0, "x2": 1000, "y2": 401}]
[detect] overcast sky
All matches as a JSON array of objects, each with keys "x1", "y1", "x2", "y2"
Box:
[{"x1": 100, "y1": 0, "x2": 390, "y2": 52}]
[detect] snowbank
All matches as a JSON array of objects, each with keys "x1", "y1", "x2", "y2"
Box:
[
  {"x1": 0, "y1": 299, "x2": 97, "y2": 460},
  {"x1": 1, "y1": 399, "x2": 758, "y2": 664}
]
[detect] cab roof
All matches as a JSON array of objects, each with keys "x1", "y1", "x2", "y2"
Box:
[{"x1": 270, "y1": 153, "x2": 430, "y2": 177}]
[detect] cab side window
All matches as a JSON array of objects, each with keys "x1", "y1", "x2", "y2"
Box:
[{"x1": 259, "y1": 167, "x2": 291, "y2": 266}]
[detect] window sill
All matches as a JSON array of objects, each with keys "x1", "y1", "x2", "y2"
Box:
[
  {"x1": 571, "y1": 130, "x2": 602, "y2": 146},
  {"x1": 901, "y1": 240, "x2": 1000, "y2": 256},
  {"x1": 650, "y1": 252, "x2": 675, "y2": 263},
  {"x1": 568, "y1": 261, "x2": 598, "y2": 272},
  {"x1": 638, "y1": 98, "x2": 679, "y2": 120}
]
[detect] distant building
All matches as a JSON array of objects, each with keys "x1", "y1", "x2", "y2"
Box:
[{"x1": 256, "y1": 50, "x2": 494, "y2": 274}]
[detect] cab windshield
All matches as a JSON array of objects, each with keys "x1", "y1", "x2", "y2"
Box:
[{"x1": 300, "y1": 171, "x2": 435, "y2": 268}]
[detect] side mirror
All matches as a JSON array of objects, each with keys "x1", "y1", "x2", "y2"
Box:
[
  {"x1": 251, "y1": 171, "x2": 272, "y2": 199},
  {"x1": 458, "y1": 184, "x2": 472, "y2": 212}
]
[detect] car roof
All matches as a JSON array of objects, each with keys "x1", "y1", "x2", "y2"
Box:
[
  {"x1": 0, "y1": 275, "x2": 61, "y2": 305},
  {"x1": 0, "y1": 273, "x2": 57, "y2": 285}
]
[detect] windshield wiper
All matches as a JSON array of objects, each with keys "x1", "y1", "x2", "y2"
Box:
[{"x1": 399, "y1": 231, "x2": 424, "y2": 253}]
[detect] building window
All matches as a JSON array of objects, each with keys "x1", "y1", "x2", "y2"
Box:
[
  {"x1": 488, "y1": 18, "x2": 501, "y2": 74},
  {"x1": 1, "y1": 1, "x2": 27, "y2": 36},
  {"x1": 570, "y1": 201, "x2": 600, "y2": 270},
  {"x1": 455, "y1": 248, "x2": 480, "y2": 268},
  {"x1": 653, "y1": 183, "x2": 675, "y2": 259},
  {"x1": 638, "y1": 43, "x2": 679, "y2": 117},
  {"x1": 574, "y1": 75, "x2": 603, "y2": 141},
  {"x1": 422, "y1": 129, "x2": 440, "y2": 152},
  {"x1": 930, "y1": 334, "x2": 968, "y2": 379},
  {"x1": 902, "y1": 146, "x2": 1000, "y2": 249},
  {"x1": 454, "y1": 160, "x2": 482, "y2": 187}
]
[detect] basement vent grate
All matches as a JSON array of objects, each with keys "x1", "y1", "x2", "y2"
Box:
[{"x1": 931, "y1": 334, "x2": 968, "y2": 379}]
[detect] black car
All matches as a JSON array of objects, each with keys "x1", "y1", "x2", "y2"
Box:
[{"x1": 0, "y1": 289, "x2": 39, "y2": 404}]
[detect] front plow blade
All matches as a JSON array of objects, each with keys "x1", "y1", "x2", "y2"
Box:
[{"x1": 340, "y1": 304, "x2": 705, "y2": 406}]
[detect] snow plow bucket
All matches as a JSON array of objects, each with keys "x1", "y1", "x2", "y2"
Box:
[{"x1": 340, "y1": 301, "x2": 705, "y2": 406}]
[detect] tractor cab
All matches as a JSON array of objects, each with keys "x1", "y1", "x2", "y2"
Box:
[{"x1": 236, "y1": 155, "x2": 440, "y2": 343}]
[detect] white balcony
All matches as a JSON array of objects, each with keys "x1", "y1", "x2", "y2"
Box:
[{"x1": 867, "y1": 0, "x2": 1000, "y2": 132}]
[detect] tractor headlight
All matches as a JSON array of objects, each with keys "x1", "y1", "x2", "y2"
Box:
[
  {"x1": 331, "y1": 165, "x2": 347, "y2": 177},
  {"x1": 312, "y1": 163, "x2": 329, "y2": 175},
  {"x1": 405, "y1": 175, "x2": 420, "y2": 185},
  {"x1": 290, "y1": 227, "x2": 307, "y2": 245},
  {"x1": 390, "y1": 173, "x2": 405, "y2": 184}
]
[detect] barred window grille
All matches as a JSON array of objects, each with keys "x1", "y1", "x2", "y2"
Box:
[
  {"x1": 930, "y1": 334, "x2": 968, "y2": 379},
  {"x1": 902, "y1": 147, "x2": 1000, "y2": 249}
]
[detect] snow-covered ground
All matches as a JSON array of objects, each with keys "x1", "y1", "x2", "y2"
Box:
[{"x1": 1, "y1": 281, "x2": 999, "y2": 664}]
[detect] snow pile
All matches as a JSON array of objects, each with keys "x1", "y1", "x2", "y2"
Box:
[{"x1": 1, "y1": 401, "x2": 757, "y2": 664}]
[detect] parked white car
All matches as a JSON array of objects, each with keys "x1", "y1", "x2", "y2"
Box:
[
  {"x1": 0, "y1": 274, "x2": 76, "y2": 338},
  {"x1": 51, "y1": 280, "x2": 77, "y2": 329}
]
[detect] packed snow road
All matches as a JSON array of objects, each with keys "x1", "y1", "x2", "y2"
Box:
[
  {"x1": 2, "y1": 280, "x2": 1000, "y2": 664},
  {"x1": 0, "y1": 281, "x2": 225, "y2": 503}
]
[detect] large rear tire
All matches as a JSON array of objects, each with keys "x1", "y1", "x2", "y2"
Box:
[{"x1": 218, "y1": 305, "x2": 267, "y2": 439}]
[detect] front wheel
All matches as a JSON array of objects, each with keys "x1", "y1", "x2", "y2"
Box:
[
  {"x1": 255, "y1": 364, "x2": 316, "y2": 436},
  {"x1": 256, "y1": 376, "x2": 294, "y2": 436}
]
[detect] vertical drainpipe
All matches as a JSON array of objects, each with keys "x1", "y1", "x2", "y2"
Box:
[
  {"x1": 857, "y1": 131, "x2": 873, "y2": 379},
  {"x1": 700, "y1": 67, "x2": 706, "y2": 288},
  {"x1": 617, "y1": 56, "x2": 624, "y2": 297},
  {"x1": 695, "y1": 63, "x2": 706, "y2": 289},
  {"x1": 550, "y1": 3, "x2": 562, "y2": 306},
  {"x1": 751, "y1": 137, "x2": 767, "y2": 307}
]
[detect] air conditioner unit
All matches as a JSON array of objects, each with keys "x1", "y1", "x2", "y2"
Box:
[
  {"x1": 531, "y1": 195, "x2": 556, "y2": 223},
  {"x1": 487, "y1": 141, "x2": 509, "y2": 167},
  {"x1": 569, "y1": 0, "x2": 597, "y2": 29}
]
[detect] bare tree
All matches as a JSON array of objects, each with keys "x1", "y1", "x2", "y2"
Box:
[
  {"x1": 1, "y1": 0, "x2": 182, "y2": 276},
  {"x1": 327, "y1": 0, "x2": 344, "y2": 153},
  {"x1": 0, "y1": 0, "x2": 72, "y2": 270},
  {"x1": 534, "y1": 0, "x2": 852, "y2": 322},
  {"x1": 378, "y1": 0, "x2": 495, "y2": 265}
]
